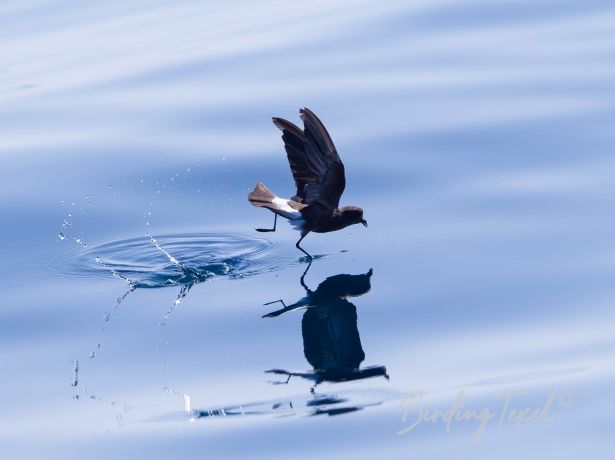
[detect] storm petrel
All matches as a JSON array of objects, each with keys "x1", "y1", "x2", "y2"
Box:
[{"x1": 248, "y1": 108, "x2": 367, "y2": 258}]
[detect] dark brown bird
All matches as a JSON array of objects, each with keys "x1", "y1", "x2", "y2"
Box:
[{"x1": 248, "y1": 107, "x2": 367, "y2": 258}]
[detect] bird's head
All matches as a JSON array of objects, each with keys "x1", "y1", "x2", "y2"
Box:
[{"x1": 339, "y1": 206, "x2": 367, "y2": 228}]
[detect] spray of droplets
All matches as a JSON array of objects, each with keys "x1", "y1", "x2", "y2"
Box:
[
  {"x1": 57, "y1": 194, "x2": 94, "y2": 248},
  {"x1": 95, "y1": 256, "x2": 134, "y2": 286},
  {"x1": 160, "y1": 283, "x2": 193, "y2": 326}
]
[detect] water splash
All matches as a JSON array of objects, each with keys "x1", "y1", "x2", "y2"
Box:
[
  {"x1": 89, "y1": 344, "x2": 101, "y2": 359},
  {"x1": 108, "y1": 285, "x2": 136, "y2": 316},
  {"x1": 73, "y1": 235, "x2": 87, "y2": 248},
  {"x1": 71, "y1": 360, "x2": 79, "y2": 387},
  {"x1": 160, "y1": 283, "x2": 193, "y2": 326},
  {"x1": 148, "y1": 234, "x2": 180, "y2": 266},
  {"x1": 95, "y1": 256, "x2": 135, "y2": 286},
  {"x1": 55, "y1": 233, "x2": 295, "y2": 288}
]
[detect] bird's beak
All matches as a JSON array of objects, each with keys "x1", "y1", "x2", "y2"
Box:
[{"x1": 361, "y1": 219, "x2": 368, "y2": 227}]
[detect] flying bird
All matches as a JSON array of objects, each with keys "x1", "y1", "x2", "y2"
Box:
[{"x1": 248, "y1": 108, "x2": 367, "y2": 258}]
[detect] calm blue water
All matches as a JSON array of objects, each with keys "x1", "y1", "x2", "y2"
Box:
[{"x1": 2, "y1": 1, "x2": 615, "y2": 458}]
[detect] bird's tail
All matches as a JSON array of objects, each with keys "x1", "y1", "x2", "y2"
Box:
[{"x1": 248, "y1": 182, "x2": 276, "y2": 208}]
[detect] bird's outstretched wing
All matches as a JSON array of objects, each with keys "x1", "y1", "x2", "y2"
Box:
[{"x1": 272, "y1": 108, "x2": 345, "y2": 209}]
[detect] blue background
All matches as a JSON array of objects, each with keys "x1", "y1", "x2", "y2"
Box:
[{"x1": 1, "y1": 1, "x2": 614, "y2": 458}]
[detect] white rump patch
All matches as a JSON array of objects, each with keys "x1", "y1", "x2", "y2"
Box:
[{"x1": 272, "y1": 196, "x2": 302, "y2": 220}]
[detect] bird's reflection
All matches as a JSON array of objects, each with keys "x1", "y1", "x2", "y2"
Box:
[
  {"x1": 263, "y1": 264, "x2": 388, "y2": 390},
  {"x1": 186, "y1": 264, "x2": 395, "y2": 420}
]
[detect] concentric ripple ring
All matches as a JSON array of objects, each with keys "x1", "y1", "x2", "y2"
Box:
[{"x1": 56, "y1": 233, "x2": 294, "y2": 288}]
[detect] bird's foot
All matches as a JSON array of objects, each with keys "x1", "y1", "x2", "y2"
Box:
[
  {"x1": 263, "y1": 299, "x2": 286, "y2": 307},
  {"x1": 255, "y1": 214, "x2": 277, "y2": 232}
]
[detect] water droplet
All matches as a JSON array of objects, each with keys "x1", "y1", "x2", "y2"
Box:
[
  {"x1": 71, "y1": 360, "x2": 79, "y2": 387},
  {"x1": 58, "y1": 232, "x2": 65, "y2": 240}
]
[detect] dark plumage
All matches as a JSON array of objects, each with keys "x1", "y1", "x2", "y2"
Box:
[{"x1": 248, "y1": 108, "x2": 367, "y2": 258}]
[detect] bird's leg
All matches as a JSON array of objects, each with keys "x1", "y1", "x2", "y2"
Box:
[
  {"x1": 296, "y1": 231, "x2": 312, "y2": 260},
  {"x1": 263, "y1": 300, "x2": 304, "y2": 318},
  {"x1": 255, "y1": 213, "x2": 277, "y2": 232},
  {"x1": 300, "y1": 260, "x2": 313, "y2": 291},
  {"x1": 263, "y1": 299, "x2": 287, "y2": 307},
  {"x1": 265, "y1": 369, "x2": 293, "y2": 384}
]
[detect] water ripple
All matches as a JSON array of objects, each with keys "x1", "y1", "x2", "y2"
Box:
[{"x1": 54, "y1": 232, "x2": 293, "y2": 288}]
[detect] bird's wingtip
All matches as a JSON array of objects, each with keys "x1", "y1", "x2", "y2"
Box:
[
  {"x1": 299, "y1": 107, "x2": 318, "y2": 122},
  {"x1": 271, "y1": 117, "x2": 285, "y2": 131}
]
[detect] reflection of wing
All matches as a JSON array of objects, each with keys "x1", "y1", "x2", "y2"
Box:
[{"x1": 272, "y1": 108, "x2": 345, "y2": 209}]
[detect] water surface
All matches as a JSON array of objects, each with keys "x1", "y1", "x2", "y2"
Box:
[{"x1": 2, "y1": 1, "x2": 615, "y2": 458}]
